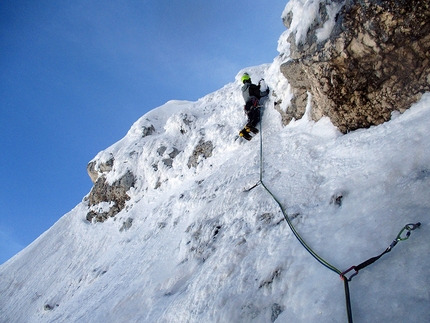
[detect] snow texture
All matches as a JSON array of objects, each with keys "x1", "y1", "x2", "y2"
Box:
[
  {"x1": 1, "y1": 2, "x2": 429, "y2": 323},
  {"x1": 282, "y1": 0, "x2": 345, "y2": 45}
]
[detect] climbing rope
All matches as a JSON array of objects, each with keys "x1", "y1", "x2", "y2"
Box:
[
  {"x1": 249, "y1": 105, "x2": 421, "y2": 323},
  {"x1": 255, "y1": 105, "x2": 342, "y2": 276}
]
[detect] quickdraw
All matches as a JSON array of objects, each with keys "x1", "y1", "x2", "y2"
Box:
[{"x1": 341, "y1": 222, "x2": 421, "y2": 281}]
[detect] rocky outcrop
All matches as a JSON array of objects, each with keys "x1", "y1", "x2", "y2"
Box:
[
  {"x1": 141, "y1": 124, "x2": 156, "y2": 137},
  {"x1": 84, "y1": 122, "x2": 157, "y2": 222},
  {"x1": 160, "y1": 147, "x2": 181, "y2": 168},
  {"x1": 280, "y1": 0, "x2": 430, "y2": 133},
  {"x1": 87, "y1": 157, "x2": 114, "y2": 183},
  {"x1": 86, "y1": 170, "x2": 135, "y2": 222},
  {"x1": 187, "y1": 140, "x2": 214, "y2": 168}
]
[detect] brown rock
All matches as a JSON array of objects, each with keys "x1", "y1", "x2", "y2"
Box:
[{"x1": 280, "y1": 0, "x2": 430, "y2": 133}]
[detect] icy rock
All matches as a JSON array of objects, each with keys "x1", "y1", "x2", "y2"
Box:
[
  {"x1": 141, "y1": 124, "x2": 155, "y2": 137},
  {"x1": 280, "y1": 0, "x2": 430, "y2": 133},
  {"x1": 119, "y1": 218, "x2": 133, "y2": 232},
  {"x1": 86, "y1": 171, "x2": 135, "y2": 222},
  {"x1": 271, "y1": 303, "x2": 285, "y2": 322},
  {"x1": 86, "y1": 156, "x2": 115, "y2": 183},
  {"x1": 162, "y1": 147, "x2": 181, "y2": 167},
  {"x1": 187, "y1": 140, "x2": 214, "y2": 168}
]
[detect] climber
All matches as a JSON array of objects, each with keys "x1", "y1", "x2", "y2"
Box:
[{"x1": 239, "y1": 72, "x2": 270, "y2": 140}]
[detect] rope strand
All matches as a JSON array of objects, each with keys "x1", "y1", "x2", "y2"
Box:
[
  {"x1": 251, "y1": 99, "x2": 421, "y2": 323},
  {"x1": 256, "y1": 106, "x2": 353, "y2": 322}
]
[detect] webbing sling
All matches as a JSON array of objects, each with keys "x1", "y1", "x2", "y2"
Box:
[{"x1": 341, "y1": 223, "x2": 421, "y2": 281}]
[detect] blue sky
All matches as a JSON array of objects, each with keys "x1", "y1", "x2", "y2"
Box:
[{"x1": 0, "y1": 0, "x2": 288, "y2": 264}]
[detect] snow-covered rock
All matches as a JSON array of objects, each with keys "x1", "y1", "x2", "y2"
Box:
[{"x1": 280, "y1": 0, "x2": 430, "y2": 133}]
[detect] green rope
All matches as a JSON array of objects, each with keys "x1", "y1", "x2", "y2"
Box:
[
  {"x1": 256, "y1": 105, "x2": 353, "y2": 323},
  {"x1": 261, "y1": 181, "x2": 343, "y2": 274},
  {"x1": 255, "y1": 103, "x2": 421, "y2": 323},
  {"x1": 257, "y1": 106, "x2": 341, "y2": 274}
]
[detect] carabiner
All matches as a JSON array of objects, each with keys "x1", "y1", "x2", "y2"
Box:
[
  {"x1": 397, "y1": 222, "x2": 421, "y2": 241},
  {"x1": 405, "y1": 222, "x2": 421, "y2": 231},
  {"x1": 341, "y1": 266, "x2": 359, "y2": 281}
]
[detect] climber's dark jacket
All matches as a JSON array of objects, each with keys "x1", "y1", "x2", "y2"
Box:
[
  {"x1": 241, "y1": 82, "x2": 269, "y2": 104},
  {"x1": 241, "y1": 81, "x2": 269, "y2": 128}
]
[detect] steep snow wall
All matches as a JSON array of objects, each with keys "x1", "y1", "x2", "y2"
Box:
[
  {"x1": 1, "y1": 65, "x2": 429, "y2": 323},
  {"x1": 1, "y1": 2, "x2": 429, "y2": 323}
]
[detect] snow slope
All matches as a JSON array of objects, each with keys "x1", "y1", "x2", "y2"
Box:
[{"x1": 1, "y1": 1, "x2": 429, "y2": 322}]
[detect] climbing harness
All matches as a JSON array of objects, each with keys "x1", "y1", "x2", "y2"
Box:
[{"x1": 247, "y1": 106, "x2": 421, "y2": 323}]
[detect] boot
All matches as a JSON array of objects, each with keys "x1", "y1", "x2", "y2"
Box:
[
  {"x1": 245, "y1": 125, "x2": 259, "y2": 134},
  {"x1": 239, "y1": 129, "x2": 252, "y2": 141}
]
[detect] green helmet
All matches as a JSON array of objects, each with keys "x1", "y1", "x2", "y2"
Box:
[{"x1": 241, "y1": 73, "x2": 251, "y2": 83}]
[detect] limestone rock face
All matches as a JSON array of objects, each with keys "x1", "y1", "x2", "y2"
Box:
[
  {"x1": 86, "y1": 157, "x2": 114, "y2": 184},
  {"x1": 86, "y1": 171, "x2": 135, "y2": 222},
  {"x1": 280, "y1": 0, "x2": 430, "y2": 133}
]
